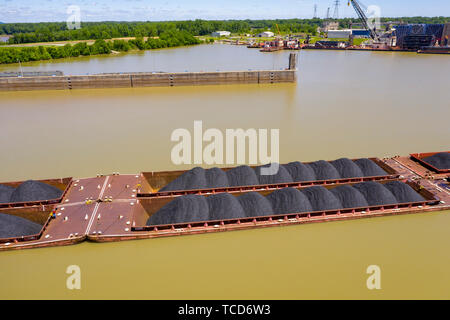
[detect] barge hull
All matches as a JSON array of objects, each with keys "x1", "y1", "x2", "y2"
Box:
[
  {"x1": 0, "y1": 70, "x2": 296, "y2": 92},
  {"x1": 0, "y1": 154, "x2": 448, "y2": 251}
]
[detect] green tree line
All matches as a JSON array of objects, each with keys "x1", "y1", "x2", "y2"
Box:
[
  {"x1": 1, "y1": 17, "x2": 448, "y2": 45},
  {"x1": 337, "y1": 16, "x2": 449, "y2": 29},
  {"x1": 0, "y1": 31, "x2": 201, "y2": 64}
]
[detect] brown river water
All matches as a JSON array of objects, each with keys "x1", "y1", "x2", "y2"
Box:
[{"x1": 0, "y1": 44, "x2": 449, "y2": 299}]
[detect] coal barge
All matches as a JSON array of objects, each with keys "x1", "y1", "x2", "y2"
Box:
[{"x1": 0, "y1": 152, "x2": 448, "y2": 251}]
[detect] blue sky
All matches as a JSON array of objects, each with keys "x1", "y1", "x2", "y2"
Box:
[{"x1": 0, "y1": 0, "x2": 449, "y2": 23}]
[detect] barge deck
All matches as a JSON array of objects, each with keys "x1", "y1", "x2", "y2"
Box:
[{"x1": 0, "y1": 152, "x2": 448, "y2": 251}]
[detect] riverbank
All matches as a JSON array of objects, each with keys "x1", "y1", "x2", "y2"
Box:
[{"x1": 0, "y1": 32, "x2": 201, "y2": 64}]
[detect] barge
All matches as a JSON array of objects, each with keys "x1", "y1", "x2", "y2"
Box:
[
  {"x1": 0, "y1": 152, "x2": 448, "y2": 251},
  {"x1": 418, "y1": 46, "x2": 450, "y2": 54}
]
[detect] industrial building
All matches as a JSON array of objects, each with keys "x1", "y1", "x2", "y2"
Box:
[
  {"x1": 258, "y1": 31, "x2": 275, "y2": 38},
  {"x1": 394, "y1": 24, "x2": 445, "y2": 50},
  {"x1": 352, "y1": 29, "x2": 370, "y2": 38},
  {"x1": 442, "y1": 22, "x2": 450, "y2": 46},
  {"x1": 211, "y1": 31, "x2": 231, "y2": 37},
  {"x1": 327, "y1": 29, "x2": 352, "y2": 39},
  {"x1": 0, "y1": 35, "x2": 10, "y2": 43},
  {"x1": 327, "y1": 29, "x2": 370, "y2": 39}
]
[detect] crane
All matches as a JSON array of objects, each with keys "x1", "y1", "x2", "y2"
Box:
[
  {"x1": 348, "y1": 0, "x2": 380, "y2": 41},
  {"x1": 275, "y1": 23, "x2": 282, "y2": 37}
]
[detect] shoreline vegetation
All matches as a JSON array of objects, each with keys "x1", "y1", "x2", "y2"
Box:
[
  {"x1": 0, "y1": 31, "x2": 201, "y2": 64},
  {"x1": 1, "y1": 18, "x2": 447, "y2": 45},
  {"x1": 0, "y1": 17, "x2": 448, "y2": 64}
]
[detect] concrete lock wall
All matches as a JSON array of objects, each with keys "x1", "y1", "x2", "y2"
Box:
[{"x1": 0, "y1": 70, "x2": 297, "y2": 92}]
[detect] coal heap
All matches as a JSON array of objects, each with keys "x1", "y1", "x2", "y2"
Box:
[
  {"x1": 207, "y1": 193, "x2": 246, "y2": 221},
  {"x1": 160, "y1": 167, "x2": 207, "y2": 192},
  {"x1": 330, "y1": 185, "x2": 369, "y2": 209},
  {"x1": 0, "y1": 213, "x2": 42, "y2": 239},
  {"x1": 0, "y1": 184, "x2": 15, "y2": 204},
  {"x1": 254, "y1": 163, "x2": 293, "y2": 185},
  {"x1": 330, "y1": 158, "x2": 364, "y2": 178},
  {"x1": 353, "y1": 182, "x2": 397, "y2": 206},
  {"x1": 266, "y1": 188, "x2": 313, "y2": 215},
  {"x1": 308, "y1": 160, "x2": 341, "y2": 180},
  {"x1": 423, "y1": 152, "x2": 450, "y2": 170},
  {"x1": 384, "y1": 181, "x2": 425, "y2": 203},
  {"x1": 226, "y1": 165, "x2": 260, "y2": 187},
  {"x1": 205, "y1": 168, "x2": 229, "y2": 189},
  {"x1": 146, "y1": 195, "x2": 209, "y2": 226},
  {"x1": 354, "y1": 159, "x2": 387, "y2": 177},
  {"x1": 301, "y1": 186, "x2": 343, "y2": 211},
  {"x1": 238, "y1": 192, "x2": 274, "y2": 217},
  {"x1": 10, "y1": 180, "x2": 62, "y2": 203},
  {"x1": 283, "y1": 162, "x2": 317, "y2": 182}
]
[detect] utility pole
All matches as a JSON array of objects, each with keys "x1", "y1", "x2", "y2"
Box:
[{"x1": 326, "y1": 7, "x2": 331, "y2": 20}]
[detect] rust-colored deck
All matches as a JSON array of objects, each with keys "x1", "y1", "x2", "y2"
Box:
[
  {"x1": 1, "y1": 155, "x2": 449, "y2": 251},
  {"x1": 0, "y1": 174, "x2": 140, "y2": 251},
  {"x1": 409, "y1": 151, "x2": 450, "y2": 175}
]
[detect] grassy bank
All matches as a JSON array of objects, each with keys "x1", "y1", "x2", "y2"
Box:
[{"x1": 0, "y1": 31, "x2": 201, "y2": 64}]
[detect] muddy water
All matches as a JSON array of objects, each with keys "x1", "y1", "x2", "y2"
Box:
[{"x1": 0, "y1": 45, "x2": 449, "y2": 299}]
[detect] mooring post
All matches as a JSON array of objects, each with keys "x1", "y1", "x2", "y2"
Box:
[{"x1": 288, "y1": 53, "x2": 297, "y2": 70}]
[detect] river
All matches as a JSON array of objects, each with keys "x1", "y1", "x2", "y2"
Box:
[{"x1": 0, "y1": 44, "x2": 449, "y2": 299}]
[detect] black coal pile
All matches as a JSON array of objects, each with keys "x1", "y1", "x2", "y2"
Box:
[
  {"x1": 146, "y1": 195, "x2": 209, "y2": 226},
  {"x1": 267, "y1": 188, "x2": 313, "y2": 215},
  {"x1": 353, "y1": 182, "x2": 397, "y2": 206},
  {"x1": 308, "y1": 160, "x2": 341, "y2": 181},
  {"x1": 0, "y1": 184, "x2": 15, "y2": 204},
  {"x1": 384, "y1": 181, "x2": 425, "y2": 204},
  {"x1": 254, "y1": 163, "x2": 293, "y2": 185},
  {"x1": 238, "y1": 192, "x2": 274, "y2": 218},
  {"x1": 423, "y1": 152, "x2": 450, "y2": 170},
  {"x1": 0, "y1": 213, "x2": 42, "y2": 239},
  {"x1": 205, "y1": 168, "x2": 229, "y2": 189},
  {"x1": 10, "y1": 180, "x2": 62, "y2": 203},
  {"x1": 226, "y1": 165, "x2": 260, "y2": 187},
  {"x1": 330, "y1": 185, "x2": 369, "y2": 209},
  {"x1": 354, "y1": 159, "x2": 387, "y2": 177},
  {"x1": 160, "y1": 167, "x2": 207, "y2": 192},
  {"x1": 330, "y1": 158, "x2": 364, "y2": 179},
  {"x1": 207, "y1": 193, "x2": 246, "y2": 221},
  {"x1": 283, "y1": 162, "x2": 317, "y2": 182},
  {"x1": 301, "y1": 186, "x2": 343, "y2": 211}
]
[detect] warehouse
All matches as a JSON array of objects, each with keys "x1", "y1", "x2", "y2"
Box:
[
  {"x1": 258, "y1": 31, "x2": 275, "y2": 38},
  {"x1": 211, "y1": 31, "x2": 231, "y2": 37},
  {"x1": 352, "y1": 29, "x2": 370, "y2": 38},
  {"x1": 327, "y1": 29, "x2": 352, "y2": 39}
]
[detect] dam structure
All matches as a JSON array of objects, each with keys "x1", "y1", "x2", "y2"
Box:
[{"x1": 0, "y1": 54, "x2": 298, "y2": 92}]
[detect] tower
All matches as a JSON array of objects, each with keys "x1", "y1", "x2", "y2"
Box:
[
  {"x1": 333, "y1": 0, "x2": 340, "y2": 19},
  {"x1": 314, "y1": 4, "x2": 318, "y2": 19}
]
